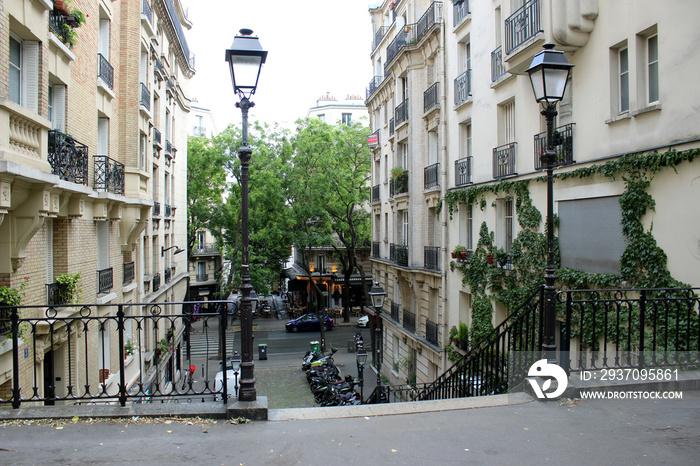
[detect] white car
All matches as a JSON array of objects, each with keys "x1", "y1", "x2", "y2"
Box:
[{"x1": 357, "y1": 315, "x2": 369, "y2": 328}]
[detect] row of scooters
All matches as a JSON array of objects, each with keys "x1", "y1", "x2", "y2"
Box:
[{"x1": 302, "y1": 343, "x2": 363, "y2": 406}]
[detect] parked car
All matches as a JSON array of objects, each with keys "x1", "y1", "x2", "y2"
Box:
[
  {"x1": 285, "y1": 313, "x2": 334, "y2": 332},
  {"x1": 214, "y1": 353, "x2": 241, "y2": 401},
  {"x1": 357, "y1": 315, "x2": 369, "y2": 328}
]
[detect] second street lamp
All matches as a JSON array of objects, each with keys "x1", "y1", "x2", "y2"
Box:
[
  {"x1": 526, "y1": 43, "x2": 573, "y2": 363},
  {"x1": 225, "y1": 29, "x2": 267, "y2": 402}
]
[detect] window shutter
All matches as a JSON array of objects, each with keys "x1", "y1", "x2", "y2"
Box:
[
  {"x1": 53, "y1": 85, "x2": 66, "y2": 131},
  {"x1": 23, "y1": 40, "x2": 39, "y2": 113}
]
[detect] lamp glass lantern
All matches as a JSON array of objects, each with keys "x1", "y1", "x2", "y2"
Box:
[
  {"x1": 357, "y1": 349, "x2": 368, "y2": 367},
  {"x1": 225, "y1": 29, "x2": 268, "y2": 99},
  {"x1": 250, "y1": 290, "x2": 259, "y2": 315},
  {"x1": 526, "y1": 43, "x2": 574, "y2": 106},
  {"x1": 369, "y1": 282, "x2": 387, "y2": 311}
]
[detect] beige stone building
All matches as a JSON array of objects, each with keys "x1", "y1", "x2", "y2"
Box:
[
  {"x1": 367, "y1": 0, "x2": 700, "y2": 386},
  {"x1": 0, "y1": 0, "x2": 193, "y2": 404}
]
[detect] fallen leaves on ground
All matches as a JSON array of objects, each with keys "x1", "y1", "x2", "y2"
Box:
[{"x1": 0, "y1": 416, "x2": 221, "y2": 428}]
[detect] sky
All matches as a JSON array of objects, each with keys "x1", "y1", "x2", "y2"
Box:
[{"x1": 183, "y1": 0, "x2": 377, "y2": 132}]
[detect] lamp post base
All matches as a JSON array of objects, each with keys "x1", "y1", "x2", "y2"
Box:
[{"x1": 226, "y1": 396, "x2": 268, "y2": 421}]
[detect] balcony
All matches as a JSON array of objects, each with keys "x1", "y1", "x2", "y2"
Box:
[
  {"x1": 192, "y1": 243, "x2": 218, "y2": 255},
  {"x1": 491, "y1": 46, "x2": 505, "y2": 81},
  {"x1": 196, "y1": 272, "x2": 208, "y2": 282},
  {"x1": 49, "y1": 11, "x2": 71, "y2": 45},
  {"x1": 366, "y1": 76, "x2": 384, "y2": 100},
  {"x1": 394, "y1": 244, "x2": 409, "y2": 267},
  {"x1": 372, "y1": 241, "x2": 380, "y2": 258},
  {"x1": 123, "y1": 261, "x2": 135, "y2": 285},
  {"x1": 424, "y1": 246, "x2": 440, "y2": 271},
  {"x1": 142, "y1": 0, "x2": 153, "y2": 24},
  {"x1": 153, "y1": 273, "x2": 161, "y2": 292},
  {"x1": 140, "y1": 83, "x2": 150, "y2": 111},
  {"x1": 389, "y1": 118, "x2": 395, "y2": 136},
  {"x1": 454, "y1": 69, "x2": 471, "y2": 105},
  {"x1": 372, "y1": 185, "x2": 380, "y2": 204},
  {"x1": 165, "y1": 139, "x2": 172, "y2": 156},
  {"x1": 154, "y1": 58, "x2": 165, "y2": 81},
  {"x1": 390, "y1": 170, "x2": 408, "y2": 196},
  {"x1": 505, "y1": 0, "x2": 541, "y2": 55},
  {"x1": 455, "y1": 156, "x2": 472, "y2": 186},
  {"x1": 165, "y1": 267, "x2": 171, "y2": 284},
  {"x1": 97, "y1": 267, "x2": 113, "y2": 294},
  {"x1": 424, "y1": 162, "x2": 439, "y2": 189},
  {"x1": 426, "y1": 318, "x2": 439, "y2": 345},
  {"x1": 493, "y1": 142, "x2": 517, "y2": 179},
  {"x1": 453, "y1": 0, "x2": 470, "y2": 27},
  {"x1": 395, "y1": 98, "x2": 409, "y2": 126},
  {"x1": 391, "y1": 301, "x2": 400, "y2": 322},
  {"x1": 165, "y1": 204, "x2": 172, "y2": 218},
  {"x1": 373, "y1": 26, "x2": 388, "y2": 52},
  {"x1": 403, "y1": 308, "x2": 416, "y2": 333},
  {"x1": 424, "y1": 82, "x2": 439, "y2": 113},
  {"x1": 98, "y1": 53, "x2": 114, "y2": 90},
  {"x1": 153, "y1": 127, "x2": 162, "y2": 149},
  {"x1": 48, "y1": 130, "x2": 89, "y2": 185},
  {"x1": 46, "y1": 282, "x2": 70, "y2": 306},
  {"x1": 94, "y1": 156, "x2": 125, "y2": 194},
  {"x1": 385, "y1": 1, "x2": 442, "y2": 71},
  {"x1": 534, "y1": 123, "x2": 575, "y2": 170},
  {"x1": 153, "y1": 202, "x2": 161, "y2": 217}
]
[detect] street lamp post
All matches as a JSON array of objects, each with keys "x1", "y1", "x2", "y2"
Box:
[
  {"x1": 368, "y1": 282, "x2": 387, "y2": 398},
  {"x1": 356, "y1": 347, "x2": 368, "y2": 400},
  {"x1": 225, "y1": 29, "x2": 267, "y2": 402},
  {"x1": 526, "y1": 44, "x2": 574, "y2": 363}
]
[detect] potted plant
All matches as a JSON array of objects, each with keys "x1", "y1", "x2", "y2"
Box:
[
  {"x1": 156, "y1": 338, "x2": 169, "y2": 356},
  {"x1": 124, "y1": 338, "x2": 135, "y2": 358},
  {"x1": 486, "y1": 253, "x2": 495, "y2": 264},
  {"x1": 456, "y1": 322, "x2": 469, "y2": 351},
  {"x1": 55, "y1": 0, "x2": 70, "y2": 15},
  {"x1": 66, "y1": 9, "x2": 86, "y2": 28},
  {"x1": 494, "y1": 248, "x2": 508, "y2": 267},
  {"x1": 391, "y1": 167, "x2": 407, "y2": 182},
  {"x1": 452, "y1": 245, "x2": 468, "y2": 260},
  {"x1": 54, "y1": 272, "x2": 82, "y2": 304}
]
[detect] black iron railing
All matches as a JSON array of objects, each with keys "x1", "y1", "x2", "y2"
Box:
[
  {"x1": 94, "y1": 156, "x2": 125, "y2": 194},
  {"x1": 424, "y1": 82, "x2": 439, "y2": 113},
  {"x1": 395, "y1": 98, "x2": 409, "y2": 125},
  {"x1": 165, "y1": 140, "x2": 172, "y2": 155},
  {"x1": 98, "y1": 53, "x2": 114, "y2": 89},
  {"x1": 153, "y1": 127, "x2": 162, "y2": 148},
  {"x1": 48, "y1": 130, "x2": 89, "y2": 185},
  {"x1": 424, "y1": 162, "x2": 439, "y2": 189},
  {"x1": 505, "y1": 0, "x2": 542, "y2": 54},
  {"x1": 391, "y1": 301, "x2": 401, "y2": 322},
  {"x1": 372, "y1": 185, "x2": 380, "y2": 204},
  {"x1": 165, "y1": 204, "x2": 172, "y2": 218},
  {"x1": 492, "y1": 142, "x2": 517, "y2": 179},
  {"x1": 140, "y1": 83, "x2": 150, "y2": 111},
  {"x1": 153, "y1": 273, "x2": 161, "y2": 291},
  {"x1": 372, "y1": 241, "x2": 380, "y2": 258},
  {"x1": 154, "y1": 58, "x2": 165, "y2": 80},
  {"x1": 454, "y1": 69, "x2": 471, "y2": 104},
  {"x1": 153, "y1": 202, "x2": 161, "y2": 217},
  {"x1": 385, "y1": 24, "x2": 408, "y2": 70},
  {"x1": 46, "y1": 282, "x2": 71, "y2": 306},
  {"x1": 426, "y1": 319, "x2": 439, "y2": 345},
  {"x1": 164, "y1": 267, "x2": 171, "y2": 284},
  {"x1": 534, "y1": 123, "x2": 575, "y2": 170},
  {"x1": 390, "y1": 170, "x2": 408, "y2": 196},
  {"x1": 395, "y1": 244, "x2": 409, "y2": 267},
  {"x1": 0, "y1": 300, "x2": 239, "y2": 408},
  {"x1": 196, "y1": 273, "x2": 208, "y2": 282},
  {"x1": 403, "y1": 309, "x2": 416, "y2": 333},
  {"x1": 390, "y1": 243, "x2": 396, "y2": 262},
  {"x1": 192, "y1": 243, "x2": 218, "y2": 254},
  {"x1": 123, "y1": 261, "x2": 135, "y2": 285},
  {"x1": 97, "y1": 267, "x2": 113, "y2": 294},
  {"x1": 415, "y1": 1, "x2": 443, "y2": 42},
  {"x1": 49, "y1": 11, "x2": 71, "y2": 44},
  {"x1": 385, "y1": 2, "x2": 443, "y2": 72},
  {"x1": 424, "y1": 246, "x2": 440, "y2": 271},
  {"x1": 366, "y1": 76, "x2": 384, "y2": 100},
  {"x1": 142, "y1": 0, "x2": 153, "y2": 24},
  {"x1": 455, "y1": 156, "x2": 472, "y2": 186},
  {"x1": 453, "y1": 0, "x2": 470, "y2": 27},
  {"x1": 389, "y1": 118, "x2": 395, "y2": 136},
  {"x1": 491, "y1": 46, "x2": 505, "y2": 81},
  {"x1": 373, "y1": 26, "x2": 388, "y2": 51}
]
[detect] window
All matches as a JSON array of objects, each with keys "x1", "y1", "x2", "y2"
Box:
[
  {"x1": 98, "y1": 118, "x2": 109, "y2": 157},
  {"x1": 503, "y1": 101, "x2": 515, "y2": 144},
  {"x1": 97, "y1": 221, "x2": 110, "y2": 270},
  {"x1": 316, "y1": 254, "x2": 326, "y2": 273},
  {"x1": 496, "y1": 198, "x2": 513, "y2": 253},
  {"x1": 9, "y1": 34, "x2": 39, "y2": 111},
  {"x1": 143, "y1": 236, "x2": 149, "y2": 275},
  {"x1": 393, "y1": 335, "x2": 400, "y2": 372},
  {"x1": 619, "y1": 47, "x2": 629, "y2": 113},
  {"x1": 9, "y1": 36, "x2": 22, "y2": 104},
  {"x1": 342, "y1": 113, "x2": 352, "y2": 125},
  {"x1": 318, "y1": 114, "x2": 325, "y2": 121},
  {"x1": 401, "y1": 211, "x2": 409, "y2": 245},
  {"x1": 48, "y1": 85, "x2": 53, "y2": 123},
  {"x1": 646, "y1": 34, "x2": 659, "y2": 104},
  {"x1": 400, "y1": 142, "x2": 409, "y2": 169},
  {"x1": 460, "y1": 122, "x2": 472, "y2": 159},
  {"x1": 460, "y1": 204, "x2": 473, "y2": 250}
]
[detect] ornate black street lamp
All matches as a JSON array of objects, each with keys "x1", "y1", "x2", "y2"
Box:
[
  {"x1": 368, "y1": 282, "x2": 386, "y2": 396},
  {"x1": 356, "y1": 347, "x2": 368, "y2": 399},
  {"x1": 225, "y1": 29, "x2": 267, "y2": 402},
  {"x1": 526, "y1": 44, "x2": 573, "y2": 362}
]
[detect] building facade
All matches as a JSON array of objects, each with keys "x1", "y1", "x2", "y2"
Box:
[
  {"x1": 0, "y1": 0, "x2": 194, "y2": 403},
  {"x1": 307, "y1": 93, "x2": 368, "y2": 125},
  {"x1": 367, "y1": 0, "x2": 700, "y2": 386}
]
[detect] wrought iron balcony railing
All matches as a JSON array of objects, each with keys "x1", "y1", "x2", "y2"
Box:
[
  {"x1": 424, "y1": 246, "x2": 440, "y2": 271},
  {"x1": 165, "y1": 139, "x2": 172, "y2": 155},
  {"x1": 94, "y1": 156, "x2": 125, "y2": 194},
  {"x1": 453, "y1": 0, "x2": 470, "y2": 27},
  {"x1": 454, "y1": 69, "x2": 471, "y2": 104},
  {"x1": 48, "y1": 130, "x2": 89, "y2": 185},
  {"x1": 373, "y1": 26, "x2": 388, "y2": 51},
  {"x1": 49, "y1": 11, "x2": 71, "y2": 45},
  {"x1": 395, "y1": 98, "x2": 409, "y2": 126},
  {"x1": 192, "y1": 243, "x2": 218, "y2": 254},
  {"x1": 389, "y1": 118, "x2": 395, "y2": 136},
  {"x1": 415, "y1": 1, "x2": 443, "y2": 45},
  {"x1": 390, "y1": 301, "x2": 400, "y2": 322},
  {"x1": 153, "y1": 201, "x2": 161, "y2": 217},
  {"x1": 385, "y1": 2, "x2": 442, "y2": 71},
  {"x1": 142, "y1": 0, "x2": 153, "y2": 24},
  {"x1": 140, "y1": 83, "x2": 150, "y2": 111},
  {"x1": 97, "y1": 267, "x2": 113, "y2": 294},
  {"x1": 154, "y1": 58, "x2": 165, "y2": 80},
  {"x1": 491, "y1": 46, "x2": 505, "y2": 81},
  {"x1": 426, "y1": 318, "x2": 439, "y2": 345},
  {"x1": 505, "y1": 0, "x2": 542, "y2": 54},
  {"x1": 153, "y1": 272, "x2": 161, "y2": 292},
  {"x1": 98, "y1": 53, "x2": 114, "y2": 89},
  {"x1": 165, "y1": 267, "x2": 171, "y2": 284},
  {"x1": 390, "y1": 243, "x2": 396, "y2": 262},
  {"x1": 196, "y1": 272, "x2": 208, "y2": 282},
  {"x1": 46, "y1": 282, "x2": 70, "y2": 306},
  {"x1": 123, "y1": 261, "x2": 135, "y2": 285},
  {"x1": 165, "y1": 204, "x2": 172, "y2": 218},
  {"x1": 455, "y1": 156, "x2": 473, "y2": 186},
  {"x1": 372, "y1": 185, "x2": 380, "y2": 204},
  {"x1": 372, "y1": 241, "x2": 380, "y2": 258},
  {"x1": 424, "y1": 162, "x2": 439, "y2": 189},
  {"x1": 424, "y1": 82, "x2": 439, "y2": 113},
  {"x1": 403, "y1": 308, "x2": 416, "y2": 333},
  {"x1": 395, "y1": 244, "x2": 409, "y2": 267},
  {"x1": 390, "y1": 170, "x2": 408, "y2": 196},
  {"x1": 493, "y1": 142, "x2": 517, "y2": 179},
  {"x1": 366, "y1": 76, "x2": 383, "y2": 100},
  {"x1": 534, "y1": 123, "x2": 575, "y2": 170}
]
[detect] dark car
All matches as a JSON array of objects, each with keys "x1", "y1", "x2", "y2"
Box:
[{"x1": 285, "y1": 313, "x2": 334, "y2": 332}]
